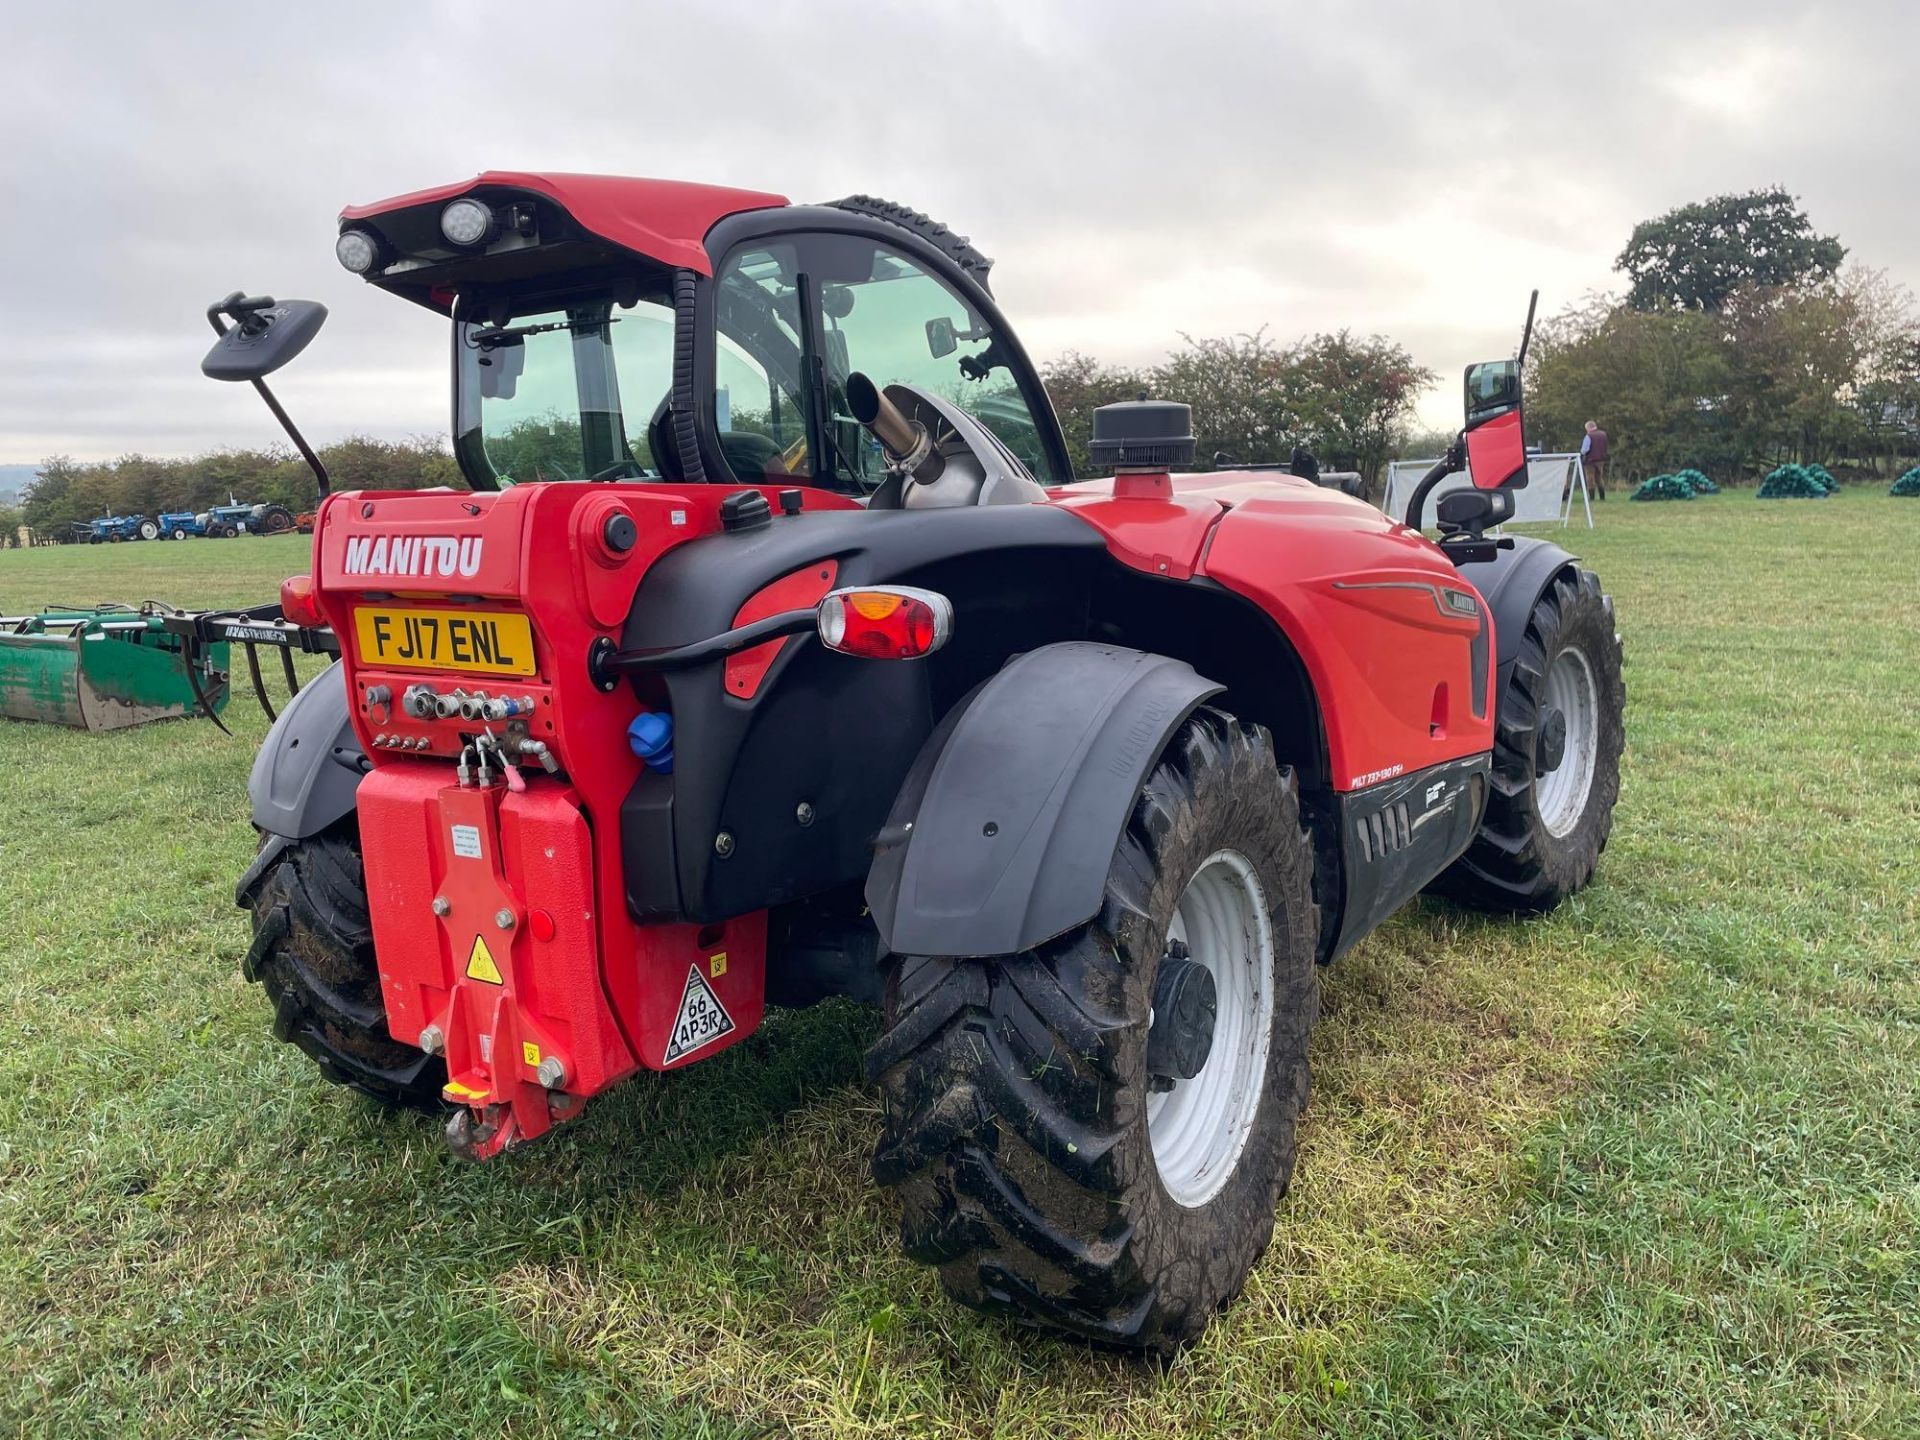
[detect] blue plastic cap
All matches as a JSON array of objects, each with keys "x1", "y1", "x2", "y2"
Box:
[{"x1": 627, "y1": 711, "x2": 675, "y2": 773}]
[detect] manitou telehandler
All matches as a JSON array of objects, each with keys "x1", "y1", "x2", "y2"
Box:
[{"x1": 185, "y1": 172, "x2": 1624, "y2": 1352}]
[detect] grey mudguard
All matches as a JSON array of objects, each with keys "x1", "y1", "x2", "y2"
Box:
[
  {"x1": 1470, "y1": 536, "x2": 1578, "y2": 687},
  {"x1": 866, "y1": 642, "x2": 1223, "y2": 959},
  {"x1": 248, "y1": 659, "x2": 366, "y2": 841}
]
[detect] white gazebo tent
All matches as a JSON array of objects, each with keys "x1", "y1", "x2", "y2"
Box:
[{"x1": 1380, "y1": 453, "x2": 1592, "y2": 529}]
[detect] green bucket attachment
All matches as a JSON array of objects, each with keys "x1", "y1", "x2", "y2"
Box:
[{"x1": 0, "y1": 605, "x2": 230, "y2": 730}]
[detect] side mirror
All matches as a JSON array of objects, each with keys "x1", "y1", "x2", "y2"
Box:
[
  {"x1": 201, "y1": 296, "x2": 327, "y2": 382},
  {"x1": 1464, "y1": 359, "x2": 1520, "y2": 425},
  {"x1": 1461, "y1": 358, "x2": 1527, "y2": 491},
  {"x1": 926, "y1": 316, "x2": 957, "y2": 359}
]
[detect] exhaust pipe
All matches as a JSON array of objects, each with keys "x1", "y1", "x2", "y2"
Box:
[{"x1": 845, "y1": 373, "x2": 943, "y2": 483}]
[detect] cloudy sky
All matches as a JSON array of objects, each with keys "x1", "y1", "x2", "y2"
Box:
[{"x1": 1, "y1": 0, "x2": 1913, "y2": 465}]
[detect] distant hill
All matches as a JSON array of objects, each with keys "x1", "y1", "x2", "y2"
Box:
[{"x1": 0, "y1": 463, "x2": 39, "y2": 504}]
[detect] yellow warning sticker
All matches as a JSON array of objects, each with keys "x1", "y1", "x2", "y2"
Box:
[
  {"x1": 522, "y1": 1041, "x2": 541, "y2": 1067},
  {"x1": 709, "y1": 951, "x2": 728, "y2": 978},
  {"x1": 466, "y1": 934, "x2": 503, "y2": 985}
]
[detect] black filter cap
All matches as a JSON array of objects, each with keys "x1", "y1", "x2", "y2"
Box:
[
  {"x1": 1087, "y1": 399, "x2": 1196, "y2": 469},
  {"x1": 602, "y1": 512, "x2": 637, "y2": 553},
  {"x1": 719, "y1": 489, "x2": 773, "y2": 533}
]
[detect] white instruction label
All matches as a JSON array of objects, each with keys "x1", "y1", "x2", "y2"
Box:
[
  {"x1": 450, "y1": 824, "x2": 482, "y2": 860},
  {"x1": 663, "y1": 963, "x2": 736, "y2": 1064}
]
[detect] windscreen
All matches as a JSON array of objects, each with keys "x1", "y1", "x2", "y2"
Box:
[{"x1": 454, "y1": 292, "x2": 674, "y2": 486}]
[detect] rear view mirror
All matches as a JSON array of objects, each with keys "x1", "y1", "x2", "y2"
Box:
[
  {"x1": 475, "y1": 332, "x2": 526, "y2": 401},
  {"x1": 926, "y1": 316, "x2": 957, "y2": 359},
  {"x1": 1464, "y1": 359, "x2": 1520, "y2": 426},
  {"x1": 201, "y1": 296, "x2": 327, "y2": 382}
]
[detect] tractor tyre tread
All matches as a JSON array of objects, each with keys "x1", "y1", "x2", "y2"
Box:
[
  {"x1": 825, "y1": 195, "x2": 995, "y2": 292},
  {"x1": 868, "y1": 709, "x2": 1319, "y2": 1353},
  {"x1": 244, "y1": 823, "x2": 446, "y2": 1111}
]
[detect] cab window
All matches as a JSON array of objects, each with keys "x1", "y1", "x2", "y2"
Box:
[
  {"x1": 710, "y1": 236, "x2": 1061, "y2": 493},
  {"x1": 456, "y1": 293, "x2": 672, "y2": 485}
]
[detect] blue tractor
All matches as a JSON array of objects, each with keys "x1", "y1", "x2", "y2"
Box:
[
  {"x1": 156, "y1": 510, "x2": 209, "y2": 540},
  {"x1": 71, "y1": 513, "x2": 158, "y2": 544}
]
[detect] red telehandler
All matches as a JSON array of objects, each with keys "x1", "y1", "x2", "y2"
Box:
[{"x1": 178, "y1": 172, "x2": 1623, "y2": 1351}]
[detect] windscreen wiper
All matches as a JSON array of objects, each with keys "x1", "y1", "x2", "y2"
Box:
[{"x1": 469, "y1": 316, "x2": 622, "y2": 350}]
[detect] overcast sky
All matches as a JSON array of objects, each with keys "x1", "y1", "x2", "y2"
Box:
[{"x1": 1, "y1": 0, "x2": 1913, "y2": 465}]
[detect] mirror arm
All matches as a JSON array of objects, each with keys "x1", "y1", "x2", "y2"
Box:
[
  {"x1": 1402, "y1": 433, "x2": 1466, "y2": 531},
  {"x1": 207, "y1": 293, "x2": 330, "y2": 496}
]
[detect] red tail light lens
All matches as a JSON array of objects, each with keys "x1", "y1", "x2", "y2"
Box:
[
  {"x1": 280, "y1": 574, "x2": 325, "y2": 628},
  {"x1": 816, "y1": 586, "x2": 953, "y2": 659}
]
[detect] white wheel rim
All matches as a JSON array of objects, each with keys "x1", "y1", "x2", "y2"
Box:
[
  {"x1": 1536, "y1": 646, "x2": 1599, "y2": 838},
  {"x1": 1147, "y1": 848, "x2": 1274, "y2": 1209}
]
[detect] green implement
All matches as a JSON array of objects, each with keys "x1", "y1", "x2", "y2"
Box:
[{"x1": 0, "y1": 604, "x2": 230, "y2": 730}]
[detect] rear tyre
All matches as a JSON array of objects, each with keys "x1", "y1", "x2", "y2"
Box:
[
  {"x1": 242, "y1": 822, "x2": 447, "y2": 1110},
  {"x1": 137, "y1": 520, "x2": 159, "y2": 541},
  {"x1": 868, "y1": 709, "x2": 1319, "y2": 1353},
  {"x1": 1434, "y1": 567, "x2": 1624, "y2": 912},
  {"x1": 257, "y1": 505, "x2": 295, "y2": 535}
]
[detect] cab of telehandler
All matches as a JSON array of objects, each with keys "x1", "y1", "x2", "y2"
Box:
[{"x1": 324, "y1": 179, "x2": 1076, "y2": 501}]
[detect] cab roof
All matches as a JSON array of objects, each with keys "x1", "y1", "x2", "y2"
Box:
[{"x1": 338, "y1": 172, "x2": 789, "y2": 303}]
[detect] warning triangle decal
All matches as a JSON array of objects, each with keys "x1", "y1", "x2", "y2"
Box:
[
  {"x1": 466, "y1": 934, "x2": 503, "y2": 985},
  {"x1": 663, "y1": 963, "x2": 736, "y2": 1064}
]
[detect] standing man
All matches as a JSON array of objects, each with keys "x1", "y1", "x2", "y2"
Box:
[{"x1": 1580, "y1": 420, "x2": 1609, "y2": 501}]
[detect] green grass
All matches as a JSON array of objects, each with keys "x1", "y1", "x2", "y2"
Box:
[{"x1": 1, "y1": 498, "x2": 1916, "y2": 1438}]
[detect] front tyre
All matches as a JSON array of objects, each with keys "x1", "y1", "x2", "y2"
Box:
[
  {"x1": 242, "y1": 822, "x2": 446, "y2": 1110},
  {"x1": 1435, "y1": 567, "x2": 1624, "y2": 912},
  {"x1": 868, "y1": 710, "x2": 1319, "y2": 1352}
]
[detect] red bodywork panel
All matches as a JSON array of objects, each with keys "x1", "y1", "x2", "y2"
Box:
[
  {"x1": 1056, "y1": 471, "x2": 1495, "y2": 790},
  {"x1": 339, "y1": 171, "x2": 789, "y2": 279},
  {"x1": 308, "y1": 480, "x2": 856, "y2": 1145}
]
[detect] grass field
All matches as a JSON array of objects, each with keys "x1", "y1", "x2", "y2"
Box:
[{"x1": 1, "y1": 497, "x2": 1916, "y2": 1439}]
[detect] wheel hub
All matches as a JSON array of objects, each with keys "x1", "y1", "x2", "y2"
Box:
[
  {"x1": 1146, "y1": 849, "x2": 1275, "y2": 1209},
  {"x1": 1147, "y1": 942, "x2": 1217, "y2": 1084},
  {"x1": 1535, "y1": 646, "x2": 1600, "y2": 839},
  {"x1": 1536, "y1": 706, "x2": 1568, "y2": 773}
]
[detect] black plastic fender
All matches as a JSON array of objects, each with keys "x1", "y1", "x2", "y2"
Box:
[
  {"x1": 865, "y1": 642, "x2": 1223, "y2": 959},
  {"x1": 1468, "y1": 537, "x2": 1579, "y2": 690},
  {"x1": 235, "y1": 661, "x2": 367, "y2": 903}
]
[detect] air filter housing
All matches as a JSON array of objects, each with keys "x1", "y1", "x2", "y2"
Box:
[{"x1": 1088, "y1": 400, "x2": 1196, "y2": 470}]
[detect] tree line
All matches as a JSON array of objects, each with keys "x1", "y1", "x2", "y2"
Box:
[
  {"x1": 9, "y1": 438, "x2": 460, "y2": 542},
  {"x1": 1527, "y1": 188, "x2": 1920, "y2": 482},
  {"x1": 1041, "y1": 329, "x2": 1435, "y2": 484}
]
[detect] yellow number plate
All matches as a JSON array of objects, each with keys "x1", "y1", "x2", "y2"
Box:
[{"x1": 353, "y1": 606, "x2": 536, "y2": 676}]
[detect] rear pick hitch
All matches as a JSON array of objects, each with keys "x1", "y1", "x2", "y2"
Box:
[
  {"x1": 445, "y1": 1103, "x2": 517, "y2": 1162},
  {"x1": 445, "y1": 1091, "x2": 587, "y2": 1162},
  {"x1": 161, "y1": 603, "x2": 340, "y2": 731}
]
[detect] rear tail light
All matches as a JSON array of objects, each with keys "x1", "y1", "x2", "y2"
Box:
[
  {"x1": 280, "y1": 574, "x2": 325, "y2": 628},
  {"x1": 816, "y1": 586, "x2": 952, "y2": 659}
]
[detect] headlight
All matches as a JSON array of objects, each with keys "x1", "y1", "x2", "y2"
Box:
[
  {"x1": 335, "y1": 228, "x2": 380, "y2": 274},
  {"x1": 440, "y1": 198, "x2": 495, "y2": 247}
]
